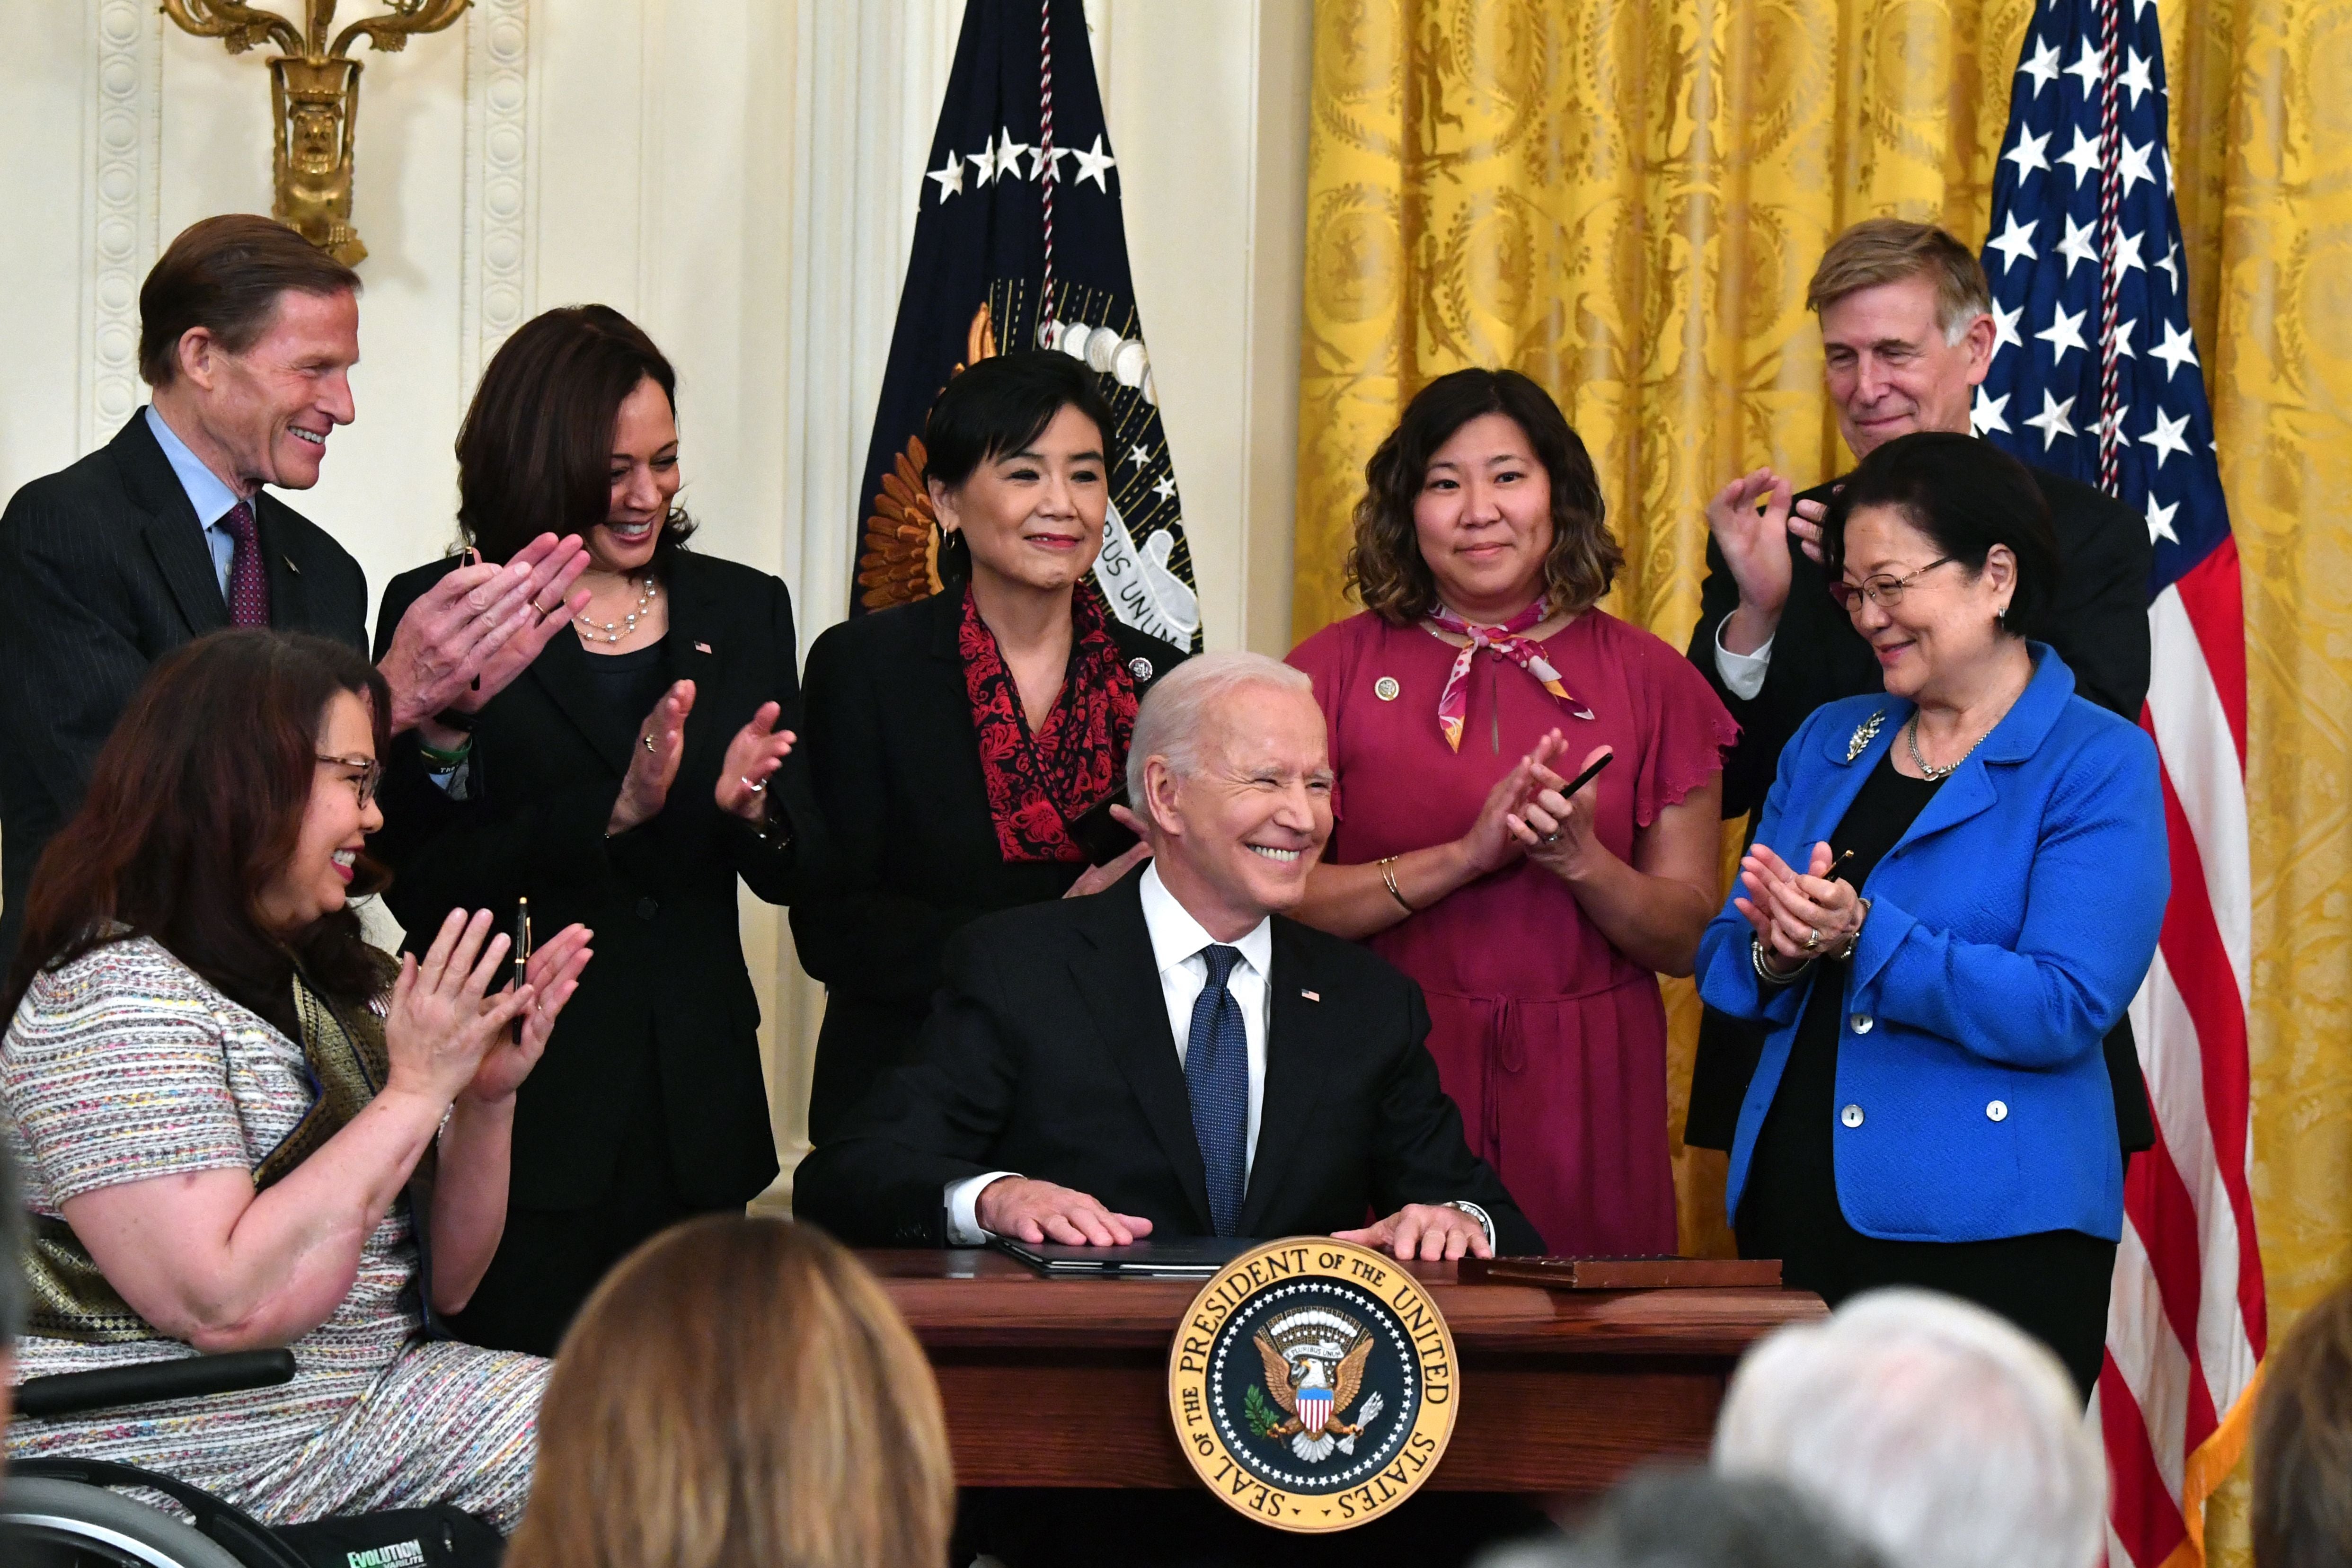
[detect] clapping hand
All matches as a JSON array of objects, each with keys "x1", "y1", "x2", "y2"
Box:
[
  {"x1": 1787, "y1": 492, "x2": 1831, "y2": 566},
  {"x1": 377, "y1": 534, "x2": 592, "y2": 733},
  {"x1": 1506, "y1": 744, "x2": 1612, "y2": 882},
  {"x1": 1454, "y1": 729, "x2": 1569, "y2": 878},
  {"x1": 1707, "y1": 468, "x2": 1796, "y2": 628},
  {"x1": 610, "y1": 681, "x2": 695, "y2": 835},
  {"x1": 1062, "y1": 805, "x2": 1153, "y2": 898},
  {"x1": 463, "y1": 921, "x2": 594, "y2": 1105},
  {"x1": 383, "y1": 910, "x2": 530, "y2": 1106},
  {"x1": 716, "y1": 701, "x2": 796, "y2": 822},
  {"x1": 1734, "y1": 841, "x2": 1863, "y2": 967}
]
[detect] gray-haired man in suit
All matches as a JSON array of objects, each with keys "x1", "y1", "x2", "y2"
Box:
[{"x1": 796, "y1": 651, "x2": 1539, "y2": 1260}]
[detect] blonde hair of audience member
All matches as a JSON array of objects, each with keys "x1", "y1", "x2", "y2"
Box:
[
  {"x1": 506, "y1": 1216, "x2": 953, "y2": 1568},
  {"x1": 2252, "y1": 1282, "x2": 2352, "y2": 1568},
  {"x1": 1713, "y1": 1289, "x2": 2104, "y2": 1568}
]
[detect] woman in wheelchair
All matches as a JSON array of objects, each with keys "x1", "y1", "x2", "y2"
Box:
[{"x1": 0, "y1": 629, "x2": 593, "y2": 1531}]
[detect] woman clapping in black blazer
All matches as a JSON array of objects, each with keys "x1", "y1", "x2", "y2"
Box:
[
  {"x1": 373, "y1": 306, "x2": 823, "y2": 1355},
  {"x1": 792, "y1": 353, "x2": 1186, "y2": 1142}
]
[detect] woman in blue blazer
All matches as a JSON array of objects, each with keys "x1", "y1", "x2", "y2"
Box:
[{"x1": 1697, "y1": 432, "x2": 2167, "y2": 1395}]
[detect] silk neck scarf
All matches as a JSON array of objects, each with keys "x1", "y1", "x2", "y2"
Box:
[
  {"x1": 1423, "y1": 600, "x2": 1594, "y2": 753},
  {"x1": 959, "y1": 583, "x2": 1140, "y2": 863}
]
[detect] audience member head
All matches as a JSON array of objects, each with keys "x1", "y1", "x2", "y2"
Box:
[
  {"x1": 1128, "y1": 652, "x2": 1332, "y2": 939},
  {"x1": 1346, "y1": 366, "x2": 1619, "y2": 627},
  {"x1": 508, "y1": 1215, "x2": 953, "y2": 1568},
  {"x1": 1819, "y1": 430, "x2": 2059, "y2": 704},
  {"x1": 1713, "y1": 1288, "x2": 2103, "y2": 1568},
  {"x1": 139, "y1": 213, "x2": 363, "y2": 494},
  {"x1": 2252, "y1": 1282, "x2": 2352, "y2": 1568},
  {"x1": 2, "y1": 629, "x2": 393, "y2": 1034},
  {"x1": 922, "y1": 350, "x2": 1117, "y2": 599},
  {"x1": 457, "y1": 303, "x2": 697, "y2": 575},
  {"x1": 1481, "y1": 1467, "x2": 1885, "y2": 1568},
  {"x1": 1806, "y1": 219, "x2": 1997, "y2": 458}
]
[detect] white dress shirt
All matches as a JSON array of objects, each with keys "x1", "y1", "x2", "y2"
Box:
[
  {"x1": 145, "y1": 405, "x2": 242, "y2": 600},
  {"x1": 1712, "y1": 616, "x2": 1773, "y2": 701}
]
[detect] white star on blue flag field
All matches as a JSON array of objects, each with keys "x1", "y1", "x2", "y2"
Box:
[{"x1": 1975, "y1": 0, "x2": 2232, "y2": 597}]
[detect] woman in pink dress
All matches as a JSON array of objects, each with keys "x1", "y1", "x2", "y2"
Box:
[{"x1": 1288, "y1": 369, "x2": 1735, "y2": 1255}]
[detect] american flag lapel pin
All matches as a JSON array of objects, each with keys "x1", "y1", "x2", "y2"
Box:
[
  {"x1": 693, "y1": 640, "x2": 713, "y2": 654},
  {"x1": 1300, "y1": 989, "x2": 1320, "y2": 1002}
]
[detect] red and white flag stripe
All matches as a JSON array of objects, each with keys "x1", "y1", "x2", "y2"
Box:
[{"x1": 2101, "y1": 540, "x2": 2265, "y2": 1568}]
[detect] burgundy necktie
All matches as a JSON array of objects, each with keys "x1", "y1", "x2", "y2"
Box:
[{"x1": 221, "y1": 500, "x2": 271, "y2": 628}]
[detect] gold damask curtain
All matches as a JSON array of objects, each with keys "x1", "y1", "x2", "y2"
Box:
[{"x1": 1294, "y1": 1, "x2": 2352, "y2": 1549}]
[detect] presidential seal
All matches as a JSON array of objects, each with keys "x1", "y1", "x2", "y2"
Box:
[{"x1": 1167, "y1": 1238, "x2": 1458, "y2": 1533}]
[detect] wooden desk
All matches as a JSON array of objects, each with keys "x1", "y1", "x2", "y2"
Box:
[{"x1": 867, "y1": 1249, "x2": 1827, "y2": 1495}]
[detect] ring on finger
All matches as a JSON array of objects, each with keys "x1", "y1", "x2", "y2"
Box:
[
  {"x1": 742, "y1": 776, "x2": 766, "y2": 794},
  {"x1": 1803, "y1": 927, "x2": 1821, "y2": 952},
  {"x1": 643, "y1": 734, "x2": 656, "y2": 753}
]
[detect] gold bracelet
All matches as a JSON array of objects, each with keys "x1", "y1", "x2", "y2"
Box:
[{"x1": 1378, "y1": 855, "x2": 1415, "y2": 914}]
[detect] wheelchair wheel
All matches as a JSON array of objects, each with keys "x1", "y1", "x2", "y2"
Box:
[{"x1": 0, "y1": 1474, "x2": 248, "y2": 1568}]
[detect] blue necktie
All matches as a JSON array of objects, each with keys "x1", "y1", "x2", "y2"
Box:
[{"x1": 1185, "y1": 944, "x2": 1250, "y2": 1236}]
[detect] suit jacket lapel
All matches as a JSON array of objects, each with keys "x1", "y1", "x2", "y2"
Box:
[
  {"x1": 1067, "y1": 878, "x2": 1214, "y2": 1233},
  {"x1": 525, "y1": 629, "x2": 637, "y2": 776},
  {"x1": 112, "y1": 414, "x2": 228, "y2": 639},
  {"x1": 665, "y1": 557, "x2": 726, "y2": 784},
  {"x1": 1239, "y1": 919, "x2": 1318, "y2": 1237},
  {"x1": 254, "y1": 497, "x2": 310, "y2": 632}
]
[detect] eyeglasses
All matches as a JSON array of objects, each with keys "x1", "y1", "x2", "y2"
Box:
[
  {"x1": 316, "y1": 753, "x2": 382, "y2": 809},
  {"x1": 1827, "y1": 557, "x2": 1955, "y2": 614}
]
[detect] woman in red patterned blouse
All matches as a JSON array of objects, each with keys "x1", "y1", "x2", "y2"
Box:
[{"x1": 793, "y1": 354, "x2": 1190, "y2": 1143}]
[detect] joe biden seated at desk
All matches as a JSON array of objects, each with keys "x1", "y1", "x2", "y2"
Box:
[{"x1": 794, "y1": 652, "x2": 1540, "y2": 1260}]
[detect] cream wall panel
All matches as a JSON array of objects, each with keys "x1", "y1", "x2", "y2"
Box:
[
  {"x1": 0, "y1": 4, "x2": 111, "y2": 477},
  {"x1": 1096, "y1": 0, "x2": 1309, "y2": 655},
  {"x1": 153, "y1": 12, "x2": 474, "y2": 591}
]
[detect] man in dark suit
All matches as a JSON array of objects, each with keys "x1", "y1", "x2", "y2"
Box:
[
  {"x1": 795, "y1": 650, "x2": 1541, "y2": 1260},
  {"x1": 0, "y1": 214, "x2": 590, "y2": 969},
  {"x1": 1682, "y1": 218, "x2": 2154, "y2": 1153}
]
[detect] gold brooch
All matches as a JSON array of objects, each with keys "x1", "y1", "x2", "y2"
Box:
[
  {"x1": 1846, "y1": 710, "x2": 1886, "y2": 762},
  {"x1": 1373, "y1": 676, "x2": 1400, "y2": 702}
]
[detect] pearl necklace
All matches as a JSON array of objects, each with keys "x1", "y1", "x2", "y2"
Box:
[{"x1": 575, "y1": 572, "x2": 659, "y2": 646}]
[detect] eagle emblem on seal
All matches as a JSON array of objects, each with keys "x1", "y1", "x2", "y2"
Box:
[{"x1": 1248, "y1": 1307, "x2": 1388, "y2": 1463}]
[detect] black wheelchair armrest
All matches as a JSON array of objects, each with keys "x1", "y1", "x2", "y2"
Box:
[{"x1": 16, "y1": 1348, "x2": 298, "y2": 1420}]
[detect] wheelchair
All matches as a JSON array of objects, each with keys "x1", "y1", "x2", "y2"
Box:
[{"x1": 1, "y1": 1350, "x2": 501, "y2": 1568}]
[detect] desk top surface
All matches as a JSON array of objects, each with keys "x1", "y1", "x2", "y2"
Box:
[{"x1": 863, "y1": 1249, "x2": 1827, "y2": 1356}]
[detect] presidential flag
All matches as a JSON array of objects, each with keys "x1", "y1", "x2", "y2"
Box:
[
  {"x1": 1976, "y1": 6, "x2": 2262, "y2": 1566},
  {"x1": 852, "y1": 0, "x2": 1201, "y2": 649}
]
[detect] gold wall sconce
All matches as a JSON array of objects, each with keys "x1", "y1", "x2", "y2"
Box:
[{"x1": 161, "y1": 1, "x2": 470, "y2": 266}]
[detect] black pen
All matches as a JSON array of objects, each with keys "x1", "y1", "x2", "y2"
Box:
[{"x1": 511, "y1": 898, "x2": 531, "y2": 1032}]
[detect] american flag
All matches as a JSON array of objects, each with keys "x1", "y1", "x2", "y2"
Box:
[{"x1": 1976, "y1": 4, "x2": 2263, "y2": 1566}]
